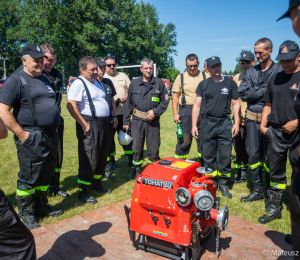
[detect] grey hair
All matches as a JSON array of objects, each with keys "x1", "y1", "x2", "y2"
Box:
[
  {"x1": 22, "y1": 55, "x2": 30, "y2": 61},
  {"x1": 141, "y1": 58, "x2": 153, "y2": 67}
]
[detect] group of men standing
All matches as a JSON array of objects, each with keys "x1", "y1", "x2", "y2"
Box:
[{"x1": 172, "y1": 36, "x2": 300, "y2": 229}]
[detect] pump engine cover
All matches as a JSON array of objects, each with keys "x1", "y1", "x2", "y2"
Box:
[{"x1": 130, "y1": 158, "x2": 216, "y2": 246}]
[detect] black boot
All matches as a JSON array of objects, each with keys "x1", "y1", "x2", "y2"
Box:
[
  {"x1": 17, "y1": 195, "x2": 41, "y2": 230},
  {"x1": 128, "y1": 154, "x2": 133, "y2": 167},
  {"x1": 241, "y1": 184, "x2": 264, "y2": 202},
  {"x1": 34, "y1": 190, "x2": 63, "y2": 217},
  {"x1": 258, "y1": 189, "x2": 284, "y2": 224},
  {"x1": 77, "y1": 184, "x2": 98, "y2": 204},
  {"x1": 129, "y1": 165, "x2": 142, "y2": 180},
  {"x1": 92, "y1": 179, "x2": 112, "y2": 194},
  {"x1": 49, "y1": 185, "x2": 69, "y2": 197},
  {"x1": 218, "y1": 177, "x2": 232, "y2": 199},
  {"x1": 234, "y1": 169, "x2": 247, "y2": 184},
  {"x1": 109, "y1": 156, "x2": 116, "y2": 170}
]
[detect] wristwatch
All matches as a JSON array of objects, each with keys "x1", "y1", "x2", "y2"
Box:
[{"x1": 113, "y1": 115, "x2": 118, "y2": 118}]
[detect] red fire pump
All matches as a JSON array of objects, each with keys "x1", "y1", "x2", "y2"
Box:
[{"x1": 124, "y1": 158, "x2": 229, "y2": 260}]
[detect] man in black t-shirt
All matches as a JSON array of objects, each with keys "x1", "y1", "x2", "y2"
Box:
[
  {"x1": 192, "y1": 57, "x2": 240, "y2": 199},
  {"x1": 0, "y1": 45, "x2": 63, "y2": 230},
  {"x1": 259, "y1": 40, "x2": 300, "y2": 224},
  {"x1": 40, "y1": 44, "x2": 69, "y2": 198},
  {"x1": 96, "y1": 57, "x2": 118, "y2": 180}
]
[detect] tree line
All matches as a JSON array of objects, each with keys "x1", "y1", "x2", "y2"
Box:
[{"x1": 0, "y1": 0, "x2": 179, "y2": 84}]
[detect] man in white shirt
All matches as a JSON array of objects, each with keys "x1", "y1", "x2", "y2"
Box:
[
  {"x1": 104, "y1": 56, "x2": 132, "y2": 169},
  {"x1": 67, "y1": 56, "x2": 111, "y2": 204}
]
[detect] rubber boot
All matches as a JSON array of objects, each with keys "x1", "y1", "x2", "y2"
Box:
[
  {"x1": 128, "y1": 154, "x2": 133, "y2": 167},
  {"x1": 49, "y1": 184, "x2": 69, "y2": 197},
  {"x1": 258, "y1": 189, "x2": 284, "y2": 224},
  {"x1": 241, "y1": 184, "x2": 264, "y2": 202},
  {"x1": 129, "y1": 165, "x2": 142, "y2": 180},
  {"x1": 17, "y1": 195, "x2": 41, "y2": 230},
  {"x1": 234, "y1": 169, "x2": 247, "y2": 184},
  {"x1": 77, "y1": 184, "x2": 98, "y2": 204},
  {"x1": 104, "y1": 162, "x2": 114, "y2": 179},
  {"x1": 49, "y1": 170, "x2": 69, "y2": 197},
  {"x1": 34, "y1": 190, "x2": 63, "y2": 217},
  {"x1": 218, "y1": 177, "x2": 232, "y2": 199},
  {"x1": 109, "y1": 156, "x2": 116, "y2": 170},
  {"x1": 92, "y1": 178, "x2": 112, "y2": 194}
]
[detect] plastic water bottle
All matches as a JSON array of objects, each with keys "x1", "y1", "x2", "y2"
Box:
[{"x1": 177, "y1": 123, "x2": 183, "y2": 143}]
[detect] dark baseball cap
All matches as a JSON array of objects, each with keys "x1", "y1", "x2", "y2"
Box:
[
  {"x1": 207, "y1": 56, "x2": 221, "y2": 67},
  {"x1": 277, "y1": 0, "x2": 300, "y2": 21},
  {"x1": 22, "y1": 45, "x2": 47, "y2": 58},
  {"x1": 276, "y1": 40, "x2": 299, "y2": 60},
  {"x1": 95, "y1": 57, "x2": 108, "y2": 67},
  {"x1": 239, "y1": 51, "x2": 255, "y2": 61}
]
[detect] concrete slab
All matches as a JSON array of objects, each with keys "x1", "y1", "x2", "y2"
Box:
[{"x1": 32, "y1": 199, "x2": 293, "y2": 260}]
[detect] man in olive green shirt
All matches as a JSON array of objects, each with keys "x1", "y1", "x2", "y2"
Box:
[{"x1": 172, "y1": 54, "x2": 210, "y2": 164}]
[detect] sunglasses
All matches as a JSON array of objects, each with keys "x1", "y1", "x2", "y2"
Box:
[
  {"x1": 187, "y1": 65, "x2": 198, "y2": 69},
  {"x1": 107, "y1": 64, "x2": 116, "y2": 67}
]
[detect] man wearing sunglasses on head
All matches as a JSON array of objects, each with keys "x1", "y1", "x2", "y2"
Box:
[
  {"x1": 172, "y1": 54, "x2": 210, "y2": 164},
  {"x1": 104, "y1": 56, "x2": 133, "y2": 169}
]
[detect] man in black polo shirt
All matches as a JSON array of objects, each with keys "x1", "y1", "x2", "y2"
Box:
[
  {"x1": 278, "y1": 0, "x2": 300, "y2": 251},
  {"x1": 259, "y1": 40, "x2": 300, "y2": 224},
  {"x1": 192, "y1": 56, "x2": 240, "y2": 199},
  {"x1": 0, "y1": 45, "x2": 63, "y2": 230},
  {"x1": 40, "y1": 43, "x2": 69, "y2": 198},
  {"x1": 95, "y1": 57, "x2": 118, "y2": 179}
]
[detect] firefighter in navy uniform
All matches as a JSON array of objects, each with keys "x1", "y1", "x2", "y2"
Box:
[
  {"x1": 40, "y1": 44, "x2": 69, "y2": 197},
  {"x1": 172, "y1": 54, "x2": 209, "y2": 164},
  {"x1": 0, "y1": 45, "x2": 63, "y2": 230},
  {"x1": 192, "y1": 57, "x2": 240, "y2": 199},
  {"x1": 238, "y1": 38, "x2": 283, "y2": 203},
  {"x1": 232, "y1": 52, "x2": 256, "y2": 183},
  {"x1": 95, "y1": 57, "x2": 118, "y2": 179},
  {"x1": 0, "y1": 118, "x2": 36, "y2": 260},
  {"x1": 259, "y1": 40, "x2": 300, "y2": 224},
  {"x1": 123, "y1": 58, "x2": 169, "y2": 180}
]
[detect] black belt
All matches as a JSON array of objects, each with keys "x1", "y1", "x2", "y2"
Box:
[{"x1": 179, "y1": 104, "x2": 193, "y2": 109}]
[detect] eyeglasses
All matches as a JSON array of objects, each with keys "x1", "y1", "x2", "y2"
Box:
[
  {"x1": 107, "y1": 64, "x2": 116, "y2": 67},
  {"x1": 187, "y1": 65, "x2": 198, "y2": 69}
]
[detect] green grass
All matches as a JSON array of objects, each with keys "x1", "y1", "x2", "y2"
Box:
[{"x1": 0, "y1": 96, "x2": 292, "y2": 234}]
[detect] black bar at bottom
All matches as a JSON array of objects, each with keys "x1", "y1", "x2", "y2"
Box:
[{"x1": 137, "y1": 244, "x2": 182, "y2": 260}]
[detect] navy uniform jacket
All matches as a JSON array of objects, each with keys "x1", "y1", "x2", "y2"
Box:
[
  {"x1": 238, "y1": 61, "x2": 283, "y2": 113},
  {"x1": 123, "y1": 76, "x2": 169, "y2": 125}
]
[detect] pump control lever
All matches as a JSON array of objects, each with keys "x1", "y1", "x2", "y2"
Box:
[
  {"x1": 148, "y1": 209, "x2": 158, "y2": 223},
  {"x1": 159, "y1": 211, "x2": 171, "y2": 226}
]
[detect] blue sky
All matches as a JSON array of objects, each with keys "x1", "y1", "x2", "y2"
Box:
[{"x1": 141, "y1": 0, "x2": 298, "y2": 73}]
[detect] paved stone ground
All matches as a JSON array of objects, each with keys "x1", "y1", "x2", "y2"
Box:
[{"x1": 32, "y1": 199, "x2": 293, "y2": 260}]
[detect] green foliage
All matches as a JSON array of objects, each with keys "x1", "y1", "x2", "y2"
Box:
[
  {"x1": 2, "y1": 0, "x2": 177, "y2": 83},
  {"x1": 0, "y1": 0, "x2": 23, "y2": 77},
  {"x1": 233, "y1": 49, "x2": 255, "y2": 75},
  {"x1": 161, "y1": 66, "x2": 180, "y2": 83}
]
